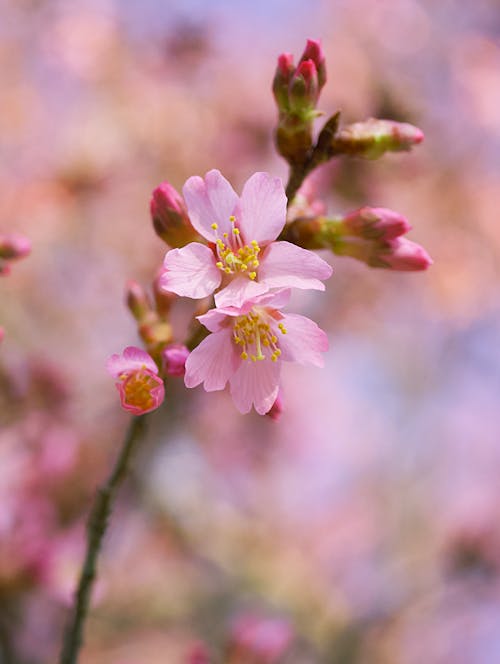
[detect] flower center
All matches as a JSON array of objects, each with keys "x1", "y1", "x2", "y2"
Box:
[
  {"x1": 211, "y1": 217, "x2": 260, "y2": 280},
  {"x1": 232, "y1": 309, "x2": 287, "y2": 362},
  {"x1": 122, "y1": 370, "x2": 159, "y2": 410}
]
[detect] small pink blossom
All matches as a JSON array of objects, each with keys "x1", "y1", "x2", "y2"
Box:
[
  {"x1": 159, "y1": 170, "x2": 332, "y2": 308},
  {"x1": 162, "y1": 343, "x2": 190, "y2": 377},
  {"x1": 376, "y1": 237, "x2": 433, "y2": 271},
  {"x1": 106, "y1": 346, "x2": 164, "y2": 415},
  {"x1": 184, "y1": 290, "x2": 328, "y2": 415}
]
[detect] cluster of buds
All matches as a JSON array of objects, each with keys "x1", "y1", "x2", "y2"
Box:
[
  {"x1": 328, "y1": 118, "x2": 424, "y2": 160},
  {"x1": 283, "y1": 207, "x2": 432, "y2": 271},
  {"x1": 0, "y1": 233, "x2": 31, "y2": 276},
  {"x1": 273, "y1": 39, "x2": 326, "y2": 165}
]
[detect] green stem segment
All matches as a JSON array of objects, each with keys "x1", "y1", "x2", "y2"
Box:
[{"x1": 59, "y1": 415, "x2": 147, "y2": 664}]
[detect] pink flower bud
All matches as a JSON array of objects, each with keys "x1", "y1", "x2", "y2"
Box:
[
  {"x1": 290, "y1": 59, "x2": 319, "y2": 109},
  {"x1": 266, "y1": 390, "x2": 284, "y2": 421},
  {"x1": 125, "y1": 280, "x2": 153, "y2": 323},
  {"x1": 374, "y1": 237, "x2": 433, "y2": 271},
  {"x1": 0, "y1": 233, "x2": 31, "y2": 260},
  {"x1": 342, "y1": 207, "x2": 411, "y2": 241},
  {"x1": 162, "y1": 343, "x2": 190, "y2": 377},
  {"x1": 299, "y1": 38, "x2": 326, "y2": 89},
  {"x1": 332, "y1": 118, "x2": 424, "y2": 159},
  {"x1": 272, "y1": 53, "x2": 295, "y2": 110},
  {"x1": 150, "y1": 182, "x2": 198, "y2": 248},
  {"x1": 107, "y1": 346, "x2": 165, "y2": 415}
]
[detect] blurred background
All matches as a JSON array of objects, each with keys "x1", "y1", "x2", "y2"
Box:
[{"x1": 1, "y1": 0, "x2": 500, "y2": 662}]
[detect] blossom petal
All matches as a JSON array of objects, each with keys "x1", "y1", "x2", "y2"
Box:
[
  {"x1": 185, "y1": 328, "x2": 239, "y2": 391},
  {"x1": 107, "y1": 346, "x2": 158, "y2": 378},
  {"x1": 236, "y1": 172, "x2": 287, "y2": 244},
  {"x1": 160, "y1": 243, "x2": 221, "y2": 299},
  {"x1": 229, "y1": 359, "x2": 281, "y2": 415},
  {"x1": 259, "y1": 241, "x2": 332, "y2": 291},
  {"x1": 277, "y1": 314, "x2": 328, "y2": 367},
  {"x1": 182, "y1": 170, "x2": 238, "y2": 241},
  {"x1": 197, "y1": 308, "x2": 232, "y2": 332},
  {"x1": 214, "y1": 276, "x2": 268, "y2": 309}
]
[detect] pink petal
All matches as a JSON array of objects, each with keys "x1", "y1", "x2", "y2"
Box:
[
  {"x1": 185, "y1": 328, "x2": 239, "y2": 391},
  {"x1": 248, "y1": 288, "x2": 292, "y2": 311},
  {"x1": 214, "y1": 276, "x2": 268, "y2": 309},
  {"x1": 229, "y1": 359, "x2": 281, "y2": 415},
  {"x1": 259, "y1": 241, "x2": 332, "y2": 291},
  {"x1": 236, "y1": 173, "x2": 287, "y2": 244},
  {"x1": 106, "y1": 346, "x2": 158, "y2": 378},
  {"x1": 182, "y1": 170, "x2": 239, "y2": 241},
  {"x1": 277, "y1": 314, "x2": 328, "y2": 367},
  {"x1": 197, "y1": 308, "x2": 232, "y2": 333},
  {"x1": 160, "y1": 243, "x2": 221, "y2": 299}
]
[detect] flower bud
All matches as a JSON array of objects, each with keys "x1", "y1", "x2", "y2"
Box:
[
  {"x1": 372, "y1": 237, "x2": 433, "y2": 271},
  {"x1": 299, "y1": 38, "x2": 326, "y2": 91},
  {"x1": 341, "y1": 207, "x2": 411, "y2": 241},
  {"x1": 289, "y1": 60, "x2": 319, "y2": 110},
  {"x1": 272, "y1": 53, "x2": 294, "y2": 110},
  {"x1": 125, "y1": 280, "x2": 153, "y2": 323},
  {"x1": 162, "y1": 343, "x2": 189, "y2": 377},
  {"x1": 331, "y1": 118, "x2": 424, "y2": 159},
  {"x1": 150, "y1": 182, "x2": 199, "y2": 248},
  {"x1": 0, "y1": 233, "x2": 31, "y2": 260}
]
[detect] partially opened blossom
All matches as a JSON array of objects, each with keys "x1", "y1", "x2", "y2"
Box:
[
  {"x1": 185, "y1": 290, "x2": 328, "y2": 415},
  {"x1": 159, "y1": 170, "x2": 332, "y2": 308},
  {"x1": 106, "y1": 346, "x2": 164, "y2": 415}
]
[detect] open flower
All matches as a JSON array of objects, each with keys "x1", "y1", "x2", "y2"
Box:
[
  {"x1": 159, "y1": 170, "x2": 332, "y2": 308},
  {"x1": 185, "y1": 290, "x2": 328, "y2": 415},
  {"x1": 106, "y1": 346, "x2": 165, "y2": 415}
]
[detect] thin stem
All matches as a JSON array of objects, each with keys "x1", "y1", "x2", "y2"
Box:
[{"x1": 59, "y1": 415, "x2": 147, "y2": 664}]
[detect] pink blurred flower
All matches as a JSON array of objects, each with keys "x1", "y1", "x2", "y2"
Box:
[
  {"x1": 228, "y1": 614, "x2": 294, "y2": 664},
  {"x1": 162, "y1": 343, "x2": 190, "y2": 377},
  {"x1": 266, "y1": 390, "x2": 284, "y2": 421},
  {"x1": 160, "y1": 170, "x2": 332, "y2": 308},
  {"x1": 0, "y1": 233, "x2": 31, "y2": 276},
  {"x1": 185, "y1": 290, "x2": 328, "y2": 415},
  {"x1": 106, "y1": 346, "x2": 165, "y2": 415}
]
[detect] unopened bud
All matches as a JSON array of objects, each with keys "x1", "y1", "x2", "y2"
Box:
[
  {"x1": 150, "y1": 182, "x2": 199, "y2": 248},
  {"x1": 0, "y1": 234, "x2": 31, "y2": 261},
  {"x1": 341, "y1": 207, "x2": 411, "y2": 241},
  {"x1": 332, "y1": 118, "x2": 424, "y2": 159},
  {"x1": 299, "y1": 38, "x2": 326, "y2": 90},
  {"x1": 272, "y1": 53, "x2": 294, "y2": 110},
  {"x1": 162, "y1": 343, "x2": 189, "y2": 377},
  {"x1": 372, "y1": 237, "x2": 433, "y2": 271},
  {"x1": 125, "y1": 280, "x2": 153, "y2": 322}
]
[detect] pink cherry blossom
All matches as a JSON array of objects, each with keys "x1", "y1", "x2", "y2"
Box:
[
  {"x1": 159, "y1": 170, "x2": 332, "y2": 308},
  {"x1": 184, "y1": 290, "x2": 328, "y2": 415},
  {"x1": 106, "y1": 346, "x2": 164, "y2": 415}
]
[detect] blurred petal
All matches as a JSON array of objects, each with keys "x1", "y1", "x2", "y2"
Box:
[
  {"x1": 229, "y1": 358, "x2": 280, "y2": 415},
  {"x1": 183, "y1": 170, "x2": 238, "y2": 241},
  {"x1": 259, "y1": 241, "x2": 332, "y2": 290},
  {"x1": 161, "y1": 243, "x2": 221, "y2": 298},
  {"x1": 236, "y1": 172, "x2": 287, "y2": 244},
  {"x1": 106, "y1": 346, "x2": 157, "y2": 378},
  {"x1": 278, "y1": 314, "x2": 328, "y2": 367},
  {"x1": 214, "y1": 276, "x2": 268, "y2": 309},
  {"x1": 185, "y1": 328, "x2": 239, "y2": 391}
]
